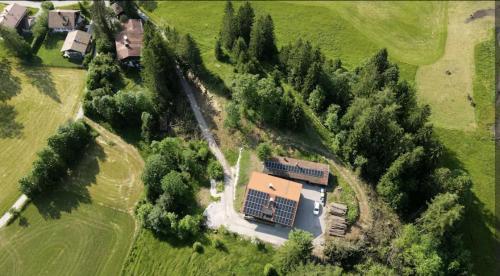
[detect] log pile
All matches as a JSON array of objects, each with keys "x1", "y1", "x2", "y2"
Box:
[{"x1": 328, "y1": 203, "x2": 348, "y2": 237}]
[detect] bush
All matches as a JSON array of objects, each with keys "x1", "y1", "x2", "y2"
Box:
[
  {"x1": 96, "y1": 37, "x2": 115, "y2": 54},
  {"x1": 83, "y1": 53, "x2": 93, "y2": 68},
  {"x1": 207, "y1": 160, "x2": 224, "y2": 181},
  {"x1": 264, "y1": 263, "x2": 278, "y2": 276},
  {"x1": 216, "y1": 181, "x2": 224, "y2": 193},
  {"x1": 212, "y1": 237, "x2": 224, "y2": 250},
  {"x1": 192, "y1": 241, "x2": 204, "y2": 253},
  {"x1": 41, "y1": 1, "x2": 54, "y2": 10},
  {"x1": 256, "y1": 143, "x2": 272, "y2": 161}
]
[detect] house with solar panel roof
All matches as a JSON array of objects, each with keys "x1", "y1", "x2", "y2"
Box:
[
  {"x1": 263, "y1": 156, "x2": 330, "y2": 186},
  {"x1": 242, "y1": 172, "x2": 302, "y2": 227}
]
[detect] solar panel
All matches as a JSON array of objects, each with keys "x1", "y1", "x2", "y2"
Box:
[
  {"x1": 264, "y1": 160, "x2": 324, "y2": 178},
  {"x1": 274, "y1": 196, "x2": 297, "y2": 227},
  {"x1": 243, "y1": 189, "x2": 298, "y2": 227}
]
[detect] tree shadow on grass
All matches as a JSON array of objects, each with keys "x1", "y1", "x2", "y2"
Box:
[
  {"x1": 32, "y1": 140, "x2": 106, "y2": 220},
  {"x1": 0, "y1": 102, "x2": 23, "y2": 138},
  {"x1": 439, "y1": 145, "x2": 499, "y2": 273},
  {"x1": 0, "y1": 59, "x2": 21, "y2": 102},
  {"x1": 21, "y1": 65, "x2": 60, "y2": 103}
]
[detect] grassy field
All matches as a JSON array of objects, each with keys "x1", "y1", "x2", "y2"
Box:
[
  {"x1": 416, "y1": 1, "x2": 494, "y2": 130},
  {"x1": 122, "y1": 229, "x2": 275, "y2": 275},
  {"x1": 0, "y1": 193, "x2": 136, "y2": 276},
  {"x1": 0, "y1": 120, "x2": 145, "y2": 275},
  {"x1": 35, "y1": 33, "x2": 83, "y2": 68},
  {"x1": 436, "y1": 34, "x2": 495, "y2": 275},
  {"x1": 0, "y1": 63, "x2": 85, "y2": 215},
  {"x1": 146, "y1": 1, "x2": 447, "y2": 83}
]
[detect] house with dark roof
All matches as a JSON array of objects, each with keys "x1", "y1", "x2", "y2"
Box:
[
  {"x1": 263, "y1": 156, "x2": 330, "y2": 186},
  {"x1": 242, "y1": 172, "x2": 302, "y2": 227},
  {"x1": 110, "y1": 2, "x2": 125, "y2": 17},
  {"x1": 61, "y1": 30, "x2": 91, "y2": 59},
  {"x1": 115, "y1": 19, "x2": 143, "y2": 67},
  {"x1": 48, "y1": 10, "x2": 83, "y2": 32},
  {"x1": 0, "y1": 3, "x2": 31, "y2": 33}
]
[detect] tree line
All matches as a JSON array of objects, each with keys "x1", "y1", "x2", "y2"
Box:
[
  {"x1": 217, "y1": 1, "x2": 277, "y2": 74},
  {"x1": 19, "y1": 120, "x2": 94, "y2": 197}
]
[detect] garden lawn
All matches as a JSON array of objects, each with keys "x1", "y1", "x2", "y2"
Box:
[
  {"x1": 0, "y1": 64, "x2": 84, "y2": 215},
  {"x1": 122, "y1": 230, "x2": 275, "y2": 275},
  {"x1": 35, "y1": 33, "x2": 83, "y2": 68}
]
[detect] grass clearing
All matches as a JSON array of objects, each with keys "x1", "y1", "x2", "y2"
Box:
[
  {"x1": 35, "y1": 33, "x2": 83, "y2": 68},
  {"x1": 0, "y1": 64, "x2": 85, "y2": 215},
  {"x1": 122, "y1": 229, "x2": 274, "y2": 275}
]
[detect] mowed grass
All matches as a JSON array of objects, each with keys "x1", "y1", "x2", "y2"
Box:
[
  {"x1": 0, "y1": 122, "x2": 145, "y2": 276},
  {"x1": 35, "y1": 33, "x2": 83, "y2": 68},
  {"x1": 0, "y1": 64, "x2": 84, "y2": 215},
  {"x1": 0, "y1": 193, "x2": 136, "y2": 276},
  {"x1": 122, "y1": 229, "x2": 275, "y2": 275},
  {"x1": 71, "y1": 119, "x2": 145, "y2": 212},
  {"x1": 416, "y1": 1, "x2": 494, "y2": 130},
  {"x1": 436, "y1": 35, "x2": 495, "y2": 275},
  {"x1": 146, "y1": 1, "x2": 447, "y2": 82}
]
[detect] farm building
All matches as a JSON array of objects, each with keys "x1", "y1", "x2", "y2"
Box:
[
  {"x1": 263, "y1": 156, "x2": 330, "y2": 186},
  {"x1": 242, "y1": 172, "x2": 302, "y2": 227},
  {"x1": 48, "y1": 10, "x2": 84, "y2": 32},
  {"x1": 0, "y1": 3, "x2": 32, "y2": 33},
  {"x1": 115, "y1": 19, "x2": 143, "y2": 67},
  {"x1": 61, "y1": 30, "x2": 91, "y2": 59}
]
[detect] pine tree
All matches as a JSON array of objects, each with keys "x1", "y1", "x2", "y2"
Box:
[
  {"x1": 141, "y1": 22, "x2": 175, "y2": 112},
  {"x1": 232, "y1": 36, "x2": 247, "y2": 61},
  {"x1": 220, "y1": 1, "x2": 237, "y2": 49},
  {"x1": 249, "y1": 14, "x2": 277, "y2": 62},
  {"x1": 261, "y1": 15, "x2": 278, "y2": 60},
  {"x1": 236, "y1": 1, "x2": 255, "y2": 44},
  {"x1": 214, "y1": 38, "x2": 224, "y2": 61},
  {"x1": 179, "y1": 34, "x2": 202, "y2": 67}
]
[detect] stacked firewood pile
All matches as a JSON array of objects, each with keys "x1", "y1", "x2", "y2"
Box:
[{"x1": 329, "y1": 203, "x2": 348, "y2": 237}]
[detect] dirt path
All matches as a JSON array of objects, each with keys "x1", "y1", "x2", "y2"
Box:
[{"x1": 415, "y1": 2, "x2": 494, "y2": 131}]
